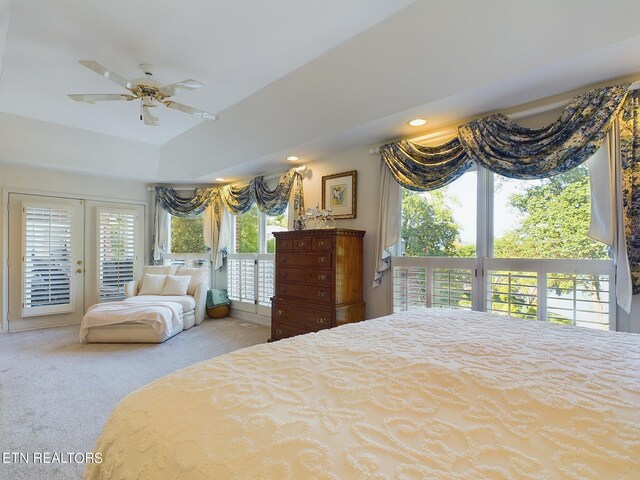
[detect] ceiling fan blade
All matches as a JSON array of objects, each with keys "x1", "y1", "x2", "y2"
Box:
[
  {"x1": 164, "y1": 101, "x2": 217, "y2": 120},
  {"x1": 68, "y1": 93, "x2": 134, "y2": 103},
  {"x1": 79, "y1": 60, "x2": 135, "y2": 91},
  {"x1": 158, "y1": 79, "x2": 203, "y2": 97},
  {"x1": 142, "y1": 105, "x2": 160, "y2": 126}
]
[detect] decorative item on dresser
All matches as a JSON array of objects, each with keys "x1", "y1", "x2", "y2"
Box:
[{"x1": 271, "y1": 228, "x2": 365, "y2": 340}]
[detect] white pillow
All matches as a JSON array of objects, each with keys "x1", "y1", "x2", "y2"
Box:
[
  {"x1": 175, "y1": 266, "x2": 210, "y2": 295},
  {"x1": 161, "y1": 275, "x2": 191, "y2": 296},
  {"x1": 138, "y1": 274, "x2": 167, "y2": 295}
]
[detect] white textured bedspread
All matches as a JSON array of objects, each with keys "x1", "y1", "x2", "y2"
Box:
[
  {"x1": 85, "y1": 309, "x2": 640, "y2": 479},
  {"x1": 79, "y1": 301, "x2": 183, "y2": 343}
]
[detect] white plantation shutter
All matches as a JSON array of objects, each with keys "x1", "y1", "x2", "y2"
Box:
[
  {"x1": 257, "y1": 255, "x2": 275, "y2": 307},
  {"x1": 227, "y1": 254, "x2": 260, "y2": 313},
  {"x1": 23, "y1": 205, "x2": 74, "y2": 316},
  {"x1": 98, "y1": 209, "x2": 136, "y2": 301}
]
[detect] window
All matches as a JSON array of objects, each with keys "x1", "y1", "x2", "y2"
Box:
[
  {"x1": 235, "y1": 205, "x2": 259, "y2": 254},
  {"x1": 170, "y1": 213, "x2": 207, "y2": 254},
  {"x1": 266, "y1": 210, "x2": 288, "y2": 253},
  {"x1": 395, "y1": 170, "x2": 476, "y2": 312},
  {"x1": 98, "y1": 209, "x2": 136, "y2": 301},
  {"x1": 164, "y1": 212, "x2": 211, "y2": 268},
  {"x1": 227, "y1": 206, "x2": 288, "y2": 315},
  {"x1": 23, "y1": 205, "x2": 73, "y2": 315},
  {"x1": 401, "y1": 170, "x2": 476, "y2": 258},
  {"x1": 394, "y1": 163, "x2": 615, "y2": 330},
  {"x1": 492, "y1": 166, "x2": 605, "y2": 260}
]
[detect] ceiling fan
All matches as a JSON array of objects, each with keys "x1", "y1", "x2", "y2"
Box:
[{"x1": 68, "y1": 61, "x2": 218, "y2": 126}]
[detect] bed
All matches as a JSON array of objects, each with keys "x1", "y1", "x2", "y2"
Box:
[{"x1": 85, "y1": 309, "x2": 640, "y2": 479}]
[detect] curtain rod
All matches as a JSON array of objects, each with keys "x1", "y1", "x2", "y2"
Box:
[
  {"x1": 146, "y1": 184, "x2": 215, "y2": 192},
  {"x1": 145, "y1": 166, "x2": 308, "y2": 191}
]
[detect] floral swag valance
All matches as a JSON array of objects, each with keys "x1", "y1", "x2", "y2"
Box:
[
  {"x1": 152, "y1": 168, "x2": 305, "y2": 267},
  {"x1": 379, "y1": 84, "x2": 630, "y2": 189}
]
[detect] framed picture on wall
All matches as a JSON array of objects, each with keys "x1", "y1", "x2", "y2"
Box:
[{"x1": 322, "y1": 170, "x2": 357, "y2": 219}]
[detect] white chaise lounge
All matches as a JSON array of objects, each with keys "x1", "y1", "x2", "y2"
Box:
[{"x1": 81, "y1": 265, "x2": 210, "y2": 343}]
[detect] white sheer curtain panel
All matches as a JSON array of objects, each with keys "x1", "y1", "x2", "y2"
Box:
[
  {"x1": 372, "y1": 161, "x2": 401, "y2": 288},
  {"x1": 587, "y1": 125, "x2": 632, "y2": 314}
]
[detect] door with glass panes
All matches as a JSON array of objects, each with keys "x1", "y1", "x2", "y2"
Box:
[{"x1": 8, "y1": 194, "x2": 85, "y2": 331}]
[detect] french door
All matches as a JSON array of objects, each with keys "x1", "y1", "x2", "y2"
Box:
[{"x1": 8, "y1": 194, "x2": 85, "y2": 331}]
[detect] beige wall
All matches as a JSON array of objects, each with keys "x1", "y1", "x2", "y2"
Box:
[
  {"x1": 301, "y1": 146, "x2": 392, "y2": 320},
  {"x1": 0, "y1": 163, "x2": 150, "y2": 332}
]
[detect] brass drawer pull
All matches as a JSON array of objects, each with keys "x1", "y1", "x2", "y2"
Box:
[
  {"x1": 318, "y1": 240, "x2": 326, "y2": 247},
  {"x1": 316, "y1": 317, "x2": 327, "y2": 325},
  {"x1": 317, "y1": 290, "x2": 327, "y2": 298},
  {"x1": 318, "y1": 256, "x2": 326, "y2": 263},
  {"x1": 318, "y1": 274, "x2": 327, "y2": 281},
  {"x1": 280, "y1": 271, "x2": 287, "y2": 278},
  {"x1": 282, "y1": 242, "x2": 289, "y2": 248},
  {"x1": 298, "y1": 241, "x2": 306, "y2": 248},
  {"x1": 276, "y1": 328, "x2": 283, "y2": 336},
  {"x1": 276, "y1": 309, "x2": 284, "y2": 316}
]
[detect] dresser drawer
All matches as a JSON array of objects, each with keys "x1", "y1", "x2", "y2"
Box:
[
  {"x1": 276, "y1": 282, "x2": 332, "y2": 303},
  {"x1": 312, "y1": 237, "x2": 333, "y2": 251},
  {"x1": 292, "y1": 238, "x2": 312, "y2": 251},
  {"x1": 276, "y1": 238, "x2": 294, "y2": 251},
  {"x1": 277, "y1": 253, "x2": 332, "y2": 268},
  {"x1": 272, "y1": 300, "x2": 334, "y2": 332},
  {"x1": 277, "y1": 267, "x2": 331, "y2": 285},
  {"x1": 271, "y1": 322, "x2": 308, "y2": 341}
]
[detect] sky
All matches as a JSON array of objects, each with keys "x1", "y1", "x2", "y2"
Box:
[{"x1": 432, "y1": 170, "x2": 543, "y2": 245}]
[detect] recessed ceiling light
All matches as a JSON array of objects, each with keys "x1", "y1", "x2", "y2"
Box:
[
  {"x1": 214, "y1": 177, "x2": 225, "y2": 182},
  {"x1": 408, "y1": 118, "x2": 427, "y2": 127},
  {"x1": 286, "y1": 156, "x2": 299, "y2": 161}
]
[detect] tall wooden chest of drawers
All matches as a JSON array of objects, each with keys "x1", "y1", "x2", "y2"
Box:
[{"x1": 271, "y1": 228, "x2": 365, "y2": 341}]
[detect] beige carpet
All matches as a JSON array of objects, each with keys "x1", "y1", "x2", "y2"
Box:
[{"x1": 0, "y1": 318, "x2": 270, "y2": 480}]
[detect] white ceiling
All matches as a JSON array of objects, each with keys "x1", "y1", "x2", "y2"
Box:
[
  {"x1": 1, "y1": 0, "x2": 640, "y2": 183},
  {"x1": 0, "y1": 0, "x2": 412, "y2": 144}
]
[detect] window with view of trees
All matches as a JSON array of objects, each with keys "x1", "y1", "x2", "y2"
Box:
[
  {"x1": 228, "y1": 205, "x2": 289, "y2": 315},
  {"x1": 235, "y1": 204, "x2": 259, "y2": 254},
  {"x1": 170, "y1": 214, "x2": 207, "y2": 254},
  {"x1": 493, "y1": 166, "x2": 606, "y2": 260},
  {"x1": 401, "y1": 170, "x2": 476, "y2": 258},
  {"x1": 395, "y1": 162, "x2": 614, "y2": 330}
]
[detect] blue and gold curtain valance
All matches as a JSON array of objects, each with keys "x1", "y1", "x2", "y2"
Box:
[
  {"x1": 152, "y1": 168, "x2": 305, "y2": 264},
  {"x1": 379, "y1": 137, "x2": 473, "y2": 191},
  {"x1": 154, "y1": 168, "x2": 304, "y2": 218},
  {"x1": 219, "y1": 169, "x2": 304, "y2": 217},
  {"x1": 380, "y1": 83, "x2": 630, "y2": 189},
  {"x1": 155, "y1": 186, "x2": 213, "y2": 217}
]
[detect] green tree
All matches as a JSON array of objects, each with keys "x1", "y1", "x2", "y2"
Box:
[
  {"x1": 401, "y1": 189, "x2": 461, "y2": 256},
  {"x1": 171, "y1": 215, "x2": 207, "y2": 253},
  {"x1": 236, "y1": 205, "x2": 259, "y2": 253},
  {"x1": 266, "y1": 212, "x2": 288, "y2": 253},
  {"x1": 492, "y1": 166, "x2": 607, "y2": 321},
  {"x1": 494, "y1": 166, "x2": 607, "y2": 260}
]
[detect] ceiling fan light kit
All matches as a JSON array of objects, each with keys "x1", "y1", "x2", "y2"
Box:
[{"x1": 68, "y1": 61, "x2": 218, "y2": 126}]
